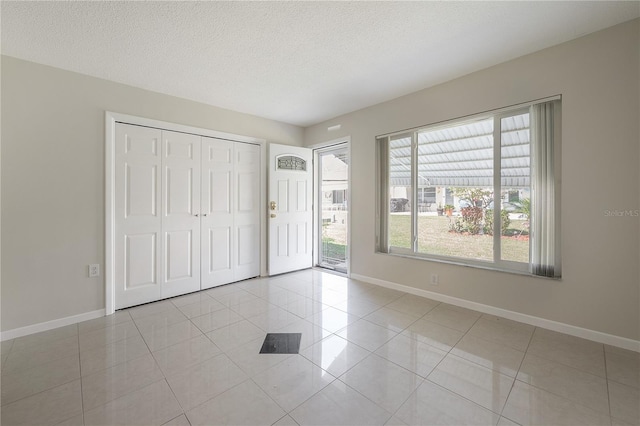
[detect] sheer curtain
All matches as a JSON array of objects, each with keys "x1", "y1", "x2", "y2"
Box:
[{"x1": 530, "y1": 100, "x2": 561, "y2": 277}]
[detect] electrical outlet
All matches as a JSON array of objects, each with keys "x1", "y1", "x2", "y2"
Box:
[
  {"x1": 89, "y1": 264, "x2": 100, "y2": 278},
  {"x1": 430, "y1": 273, "x2": 439, "y2": 286}
]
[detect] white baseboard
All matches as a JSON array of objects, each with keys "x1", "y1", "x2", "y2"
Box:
[
  {"x1": 0, "y1": 309, "x2": 106, "y2": 341},
  {"x1": 351, "y1": 273, "x2": 640, "y2": 353},
  {"x1": 2, "y1": 274, "x2": 638, "y2": 352}
]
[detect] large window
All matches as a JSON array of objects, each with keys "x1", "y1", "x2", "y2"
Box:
[{"x1": 377, "y1": 99, "x2": 561, "y2": 277}]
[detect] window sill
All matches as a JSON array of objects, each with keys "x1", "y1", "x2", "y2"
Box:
[{"x1": 377, "y1": 250, "x2": 562, "y2": 281}]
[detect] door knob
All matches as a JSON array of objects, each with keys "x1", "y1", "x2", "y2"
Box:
[
  {"x1": 194, "y1": 214, "x2": 199, "y2": 217},
  {"x1": 203, "y1": 213, "x2": 208, "y2": 217}
]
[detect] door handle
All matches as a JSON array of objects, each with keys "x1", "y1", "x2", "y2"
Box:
[
  {"x1": 202, "y1": 214, "x2": 208, "y2": 217},
  {"x1": 270, "y1": 201, "x2": 277, "y2": 210},
  {"x1": 194, "y1": 214, "x2": 199, "y2": 217}
]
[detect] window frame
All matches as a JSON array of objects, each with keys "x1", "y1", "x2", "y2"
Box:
[{"x1": 376, "y1": 98, "x2": 561, "y2": 277}]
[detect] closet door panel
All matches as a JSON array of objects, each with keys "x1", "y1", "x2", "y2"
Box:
[
  {"x1": 124, "y1": 233, "x2": 157, "y2": 288},
  {"x1": 166, "y1": 167, "x2": 194, "y2": 216},
  {"x1": 208, "y1": 227, "x2": 231, "y2": 272},
  {"x1": 165, "y1": 230, "x2": 194, "y2": 281},
  {"x1": 201, "y1": 138, "x2": 234, "y2": 288},
  {"x1": 162, "y1": 130, "x2": 201, "y2": 298},
  {"x1": 237, "y1": 225, "x2": 257, "y2": 266},
  {"x1": 125, "y1": 164, "x2": 158, "y2": 218},
  {"x1": 210, "y1": 170, "x2": 231, "y2": 213},
  {"x1": 115, "y1": 123, "x2": 162, "y2": 309},
  {"x1": 234, "y1": 143, "x2": 260, "y2": 281}
]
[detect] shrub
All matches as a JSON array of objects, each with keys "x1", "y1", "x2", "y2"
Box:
[
  {"x1": 449, "y1": 218, "x2": 464, "y2": 233},
  {"x1": 484, "y1": 209, "x2": 511, "y2": 236},
  {"x1": 460, "y1": 206, "x2": 484, "y2": 234}
]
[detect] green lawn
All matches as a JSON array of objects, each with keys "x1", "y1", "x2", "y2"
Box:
[
  {"x1": 321, "y1": 241, "x2": 347, "y2": 263},
  {"x1": 390, "y1": 214, "x2": 529, "y2": 262},
  {"x1": 321, "y1": 217, "x2": 348, "y2": 264}
]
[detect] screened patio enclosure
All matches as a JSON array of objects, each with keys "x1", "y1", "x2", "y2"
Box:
[{"x1": 388, "y1": 113, "x2": 531, "y2": 212}]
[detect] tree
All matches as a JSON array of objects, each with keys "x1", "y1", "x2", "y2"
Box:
[
  {"x1": 452, "y1": 188, "x2": 493, "y2": 209},
  {"x1": 512, "y1": 198, "x2": 531, "y2": 221},
  {"x1": 449, "y1": 188, "x2": 493, "y2": 235}
]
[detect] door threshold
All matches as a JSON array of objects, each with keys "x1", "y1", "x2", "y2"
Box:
[{"x1": 313, "y1": 266, "x2": 348, "y2": 277}]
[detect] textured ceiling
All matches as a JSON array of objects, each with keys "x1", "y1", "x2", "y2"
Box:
[{"x1": 2, "y1": 1, "x2": 638, "y2": 127}]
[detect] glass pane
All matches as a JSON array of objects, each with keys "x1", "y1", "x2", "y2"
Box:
[
  {"x1": 277, "y1": 155, "x2": 307, "y2": 171},
  {"x1": 388, "y1": 135, "x2": 412, "y2": 249},
  {"x1": 500, "y1": 113, "x2": 530, "y2": 263},
  {"x1": 319, "y1": 149, "x2": 348, "y2": 272},
  {"x1": 414, "y1": 118, "x2": 494, "y2": 261}
]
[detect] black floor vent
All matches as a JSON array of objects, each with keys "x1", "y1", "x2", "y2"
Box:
[{"x1": 259, "y1": 333, "x2": 302, "y2": 354}]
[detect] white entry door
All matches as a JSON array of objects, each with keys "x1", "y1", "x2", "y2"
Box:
[
  {"x1": 161, "y1": 130, "x2": 201, "y2": 298},
  {"x1": 268, "y1": 143, "x2": 313, "y2": 275}
]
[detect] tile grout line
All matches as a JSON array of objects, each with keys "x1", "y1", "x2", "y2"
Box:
[
  {"x1": 358, "y1": 349, "x2": 428, "y2": 423},
  {"x1": 76, "y1": 323, "x2": 86, "y2": 425},
  {"x1": 126, "y1": 307, "x2": 187, "y2": 422},
  {"x1": 418, "y1": 310, "x2": 505, "y2": 417},
  {"x1": 423, "y1": 378, "x2": 506, "y2": 420},
  {"x1": 254, "y1": 355, "x2": 338, "y2": 420},
  {"x1": 162, "y1": 375, "x2": 188, "y2": 421},
  {"x1": 163, "y1": 295, "x2": 252, "y2": 422},
  {"x1": 334, "y1": 302, "x2": 463, "y2": 424},
  {"x1": 414, "y1": 308, "x2": 538, "y2": 420},
  {"x1": 496, "y1": 323, "x2": 537, "y2": 421},
  {"x1": 602, "y1": 344, "x2": 614, "y2": 421},
  {"x1": 506, "y1": 376, "x2": 613, "y2": 422},
  {"x1": 330, "y1": 376, "x2": 396, "y2": 424},
  {"x1": 506, "y1": 328, "x2": 614, "y2": 422},
  {"x1": 1, "y1": 326, "x2": 80, "y2": 406}
]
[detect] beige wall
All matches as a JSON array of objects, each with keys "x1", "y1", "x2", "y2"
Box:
[
  {"x1": 1, "y1": 56, "x2": 303, "y2": 331},
  {"x1": 305, "y1": 20, "x2": 640, "y2": 341}
]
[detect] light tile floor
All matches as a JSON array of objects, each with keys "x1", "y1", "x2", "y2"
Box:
[{"x1": 1, "y1": 269, "x2": 639, "y2": 426}]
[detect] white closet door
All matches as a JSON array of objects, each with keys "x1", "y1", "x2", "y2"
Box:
[
  {"x1": 161, "y1": 130, "x2": 201, "y2": 298},
  {"x1": 200, "y1": 137, "x2": 234, "y2": 289},
  {"x1": 115, "y1": 123, "x2": 162, "y2": 309},
  {"x1": 234, "y1": 142, "x2": 260, "y2": 281},
  {"x1": 113, "y1": 121, "x2": 261, "y2": 308}
]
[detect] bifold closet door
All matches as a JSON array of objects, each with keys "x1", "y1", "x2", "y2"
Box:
[
  {"x1": 161, "y1": 130, "x2": 201, "y2": 298},
  {"x1": 115, "y1": 124, "x2": 201, "y2": 309},
  {"x1": 115, "y1": 124, "x2": 260, "y2": 308},
  {"x1": 115, "y1": 124, "x2": 163, "y2": 308},
  {"x1": 201, "y1": 138, "x2": 260, "y2": 289}
]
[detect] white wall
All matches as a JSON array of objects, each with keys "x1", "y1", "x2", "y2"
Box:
[
  {"x1": 1, "y1": 56, "x2": 303, "y2": 332},
  {"x1": 304, "y1": 20, "x2": 640, "y2": 341}
]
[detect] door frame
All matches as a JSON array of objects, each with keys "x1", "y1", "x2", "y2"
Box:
[
  {"x1": 311, "y1": 137, "x2": 351, "y2": 276},
  {"x1": 105, "y1": 111, "x2": 266, "y2": 315}
]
